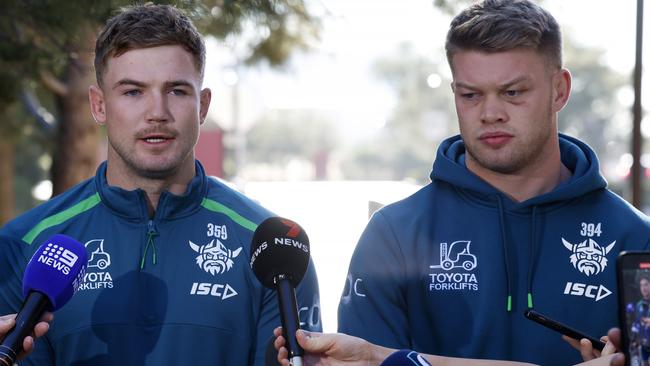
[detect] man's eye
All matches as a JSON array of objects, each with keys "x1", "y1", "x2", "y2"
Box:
[
  {"x1": 504, "y1": 90, "x2": 521, "y2": 97},
  {"x1": 461, "y1": 92, "x2": 477, "y2": 99},
  {"x1": 170, "y1": 89, "x2": 187, "y2": 96},
  {"x1": 124, "y1": 89, "x2": 141, "y2": 96}
]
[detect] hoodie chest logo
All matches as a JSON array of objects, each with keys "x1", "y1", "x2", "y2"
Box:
[
  {"x1": 428, "y1": 241, "x2": 479, "y2": 292},
  {"x1": 562, "y1": 238, "x2": 616, "y2": 277},
  {"x1": 189, "y1": 239, "x2": 242, "y2": 276}
]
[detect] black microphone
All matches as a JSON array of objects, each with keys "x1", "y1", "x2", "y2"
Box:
[
  {"x1": 250, "y1": 217, "x2": 310, "y2": 366},
  {"x1": 0, "y1": 234, "x2": 88, "y2": 366}
]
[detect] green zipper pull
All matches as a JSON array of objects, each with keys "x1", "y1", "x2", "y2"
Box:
[{"x1": 140, "y1": 220, "x2": 158, "y2": 269}]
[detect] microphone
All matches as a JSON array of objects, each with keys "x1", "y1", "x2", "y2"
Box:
[
  {"x1": 380, "y1": 350, "x2": 432, "y2": 366},
  {"x1": 0, "y1": 234, "x2": 87, "y2": 366},
  {"x1": 250, "y1": 217, "x2": 310, "y2": 366}
]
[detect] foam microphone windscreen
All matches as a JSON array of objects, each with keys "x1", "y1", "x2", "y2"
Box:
[
  {"x1": 250, "y1": 217, "x2": 310, "y2": 288},
  {"x1": 380, "y1": 350, "x2": 432, "y2": 366},
  {"x1": 22, "y1": 234, "x2": 88, "y2": 310}
]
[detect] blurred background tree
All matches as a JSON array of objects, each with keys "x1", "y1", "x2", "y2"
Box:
[{"x1": 0, "y1": 0, "x2": 320, "y2": 224}]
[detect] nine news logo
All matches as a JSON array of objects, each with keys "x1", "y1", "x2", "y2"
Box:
[{"x1": 37, "y1": 242, "x2": 79, "y2": 275}]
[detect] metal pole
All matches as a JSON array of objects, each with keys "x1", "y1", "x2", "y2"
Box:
[{"x1": 632, "y1": 0, "x2": 644, "y2": 209}]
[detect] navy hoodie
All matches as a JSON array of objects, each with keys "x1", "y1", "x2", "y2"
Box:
[
  {"x1": 338, "y1": 134, "x2": 650, "y2": 365},
  {"x1": 0, "y1": 161, "x2": 321, "y2": 365}
]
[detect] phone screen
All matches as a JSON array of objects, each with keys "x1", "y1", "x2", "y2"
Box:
[{"x1": 617, "y1": 251, "x2": 650, "y2": 366}]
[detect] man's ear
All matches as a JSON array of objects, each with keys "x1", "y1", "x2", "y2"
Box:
[
  {"x1": 199, "y1": 88, "x2": 212, "y2": 125},
  {"x1": 88, "y1": 85, "x2": 107, "y2": 125},
  {"x1": 552, "y1": 68, "x2": 571, "y2": 113}
]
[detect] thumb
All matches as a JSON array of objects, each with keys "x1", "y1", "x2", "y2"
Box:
[
  {"x1": 296, "y1": 330, "x2": 330, "y2": 352},
  {"x1": 0, "y1": 315, "x2": 15, "y2": 333}
]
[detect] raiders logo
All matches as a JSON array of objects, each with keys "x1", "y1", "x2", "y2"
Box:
[
  {"x1": 189, "y1": 239, "x2": 242, "y2": 276},
  {"x1": 562, "y1": 238, "x2": 616, "y2": 277}
]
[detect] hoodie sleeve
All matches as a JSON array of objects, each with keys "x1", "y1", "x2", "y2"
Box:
[
  {"x1": 337, "y1": 211, "x2": 410, "y2": 349},
  {"x1": 252, "y1": 258, "x2": 321, "y2": 366},
  {"x1": 0, "y1": 235, "x2": 55, "y2": 366}
]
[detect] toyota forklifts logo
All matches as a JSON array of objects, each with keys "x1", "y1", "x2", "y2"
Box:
[
  {"x1": 428, "y1": 241, "x2": 478, "y2": 291},
  {"x1": 430, "y1": 241, "x2": 477, "y2": 271},
  {"x1": 78, "y1": 239, "x2": 113, "y2": 291}
]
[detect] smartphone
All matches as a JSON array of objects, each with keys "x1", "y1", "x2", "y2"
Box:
[
  {"x1": 524, "y1": 309, "x2": 606, "y2": 351},
  {"x1": 617, "y1": 251, "x2": 650, "y2": 366}
]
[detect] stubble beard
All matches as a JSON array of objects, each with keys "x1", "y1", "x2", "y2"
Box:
[
  {"x1": 109, "y1": 141, "x2": 192, "y2": 181},
  {"x1": 464, "y1": 105, "x2": 554, "y2": 175},
  {"x1": 465, "y1": 131, "x2": 550, "y2": 175}
]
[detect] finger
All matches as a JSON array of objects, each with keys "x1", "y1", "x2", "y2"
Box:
[
  {"x1": 33, "y1": 321, "x2": 50, "y2": 338},
  {"x1": 273, "y1": 326, "x2": 282, "y2": 338},
  {"x1": 607, "y1": 328, "x2": 621, "y2": 350},
  {"x1": 20, "y1": 336, "x2": 34, "y2": 360},
  {"x1": 274, "y1": 334, "x2": 286, "y2": 351},
  {"x1": 40, "y1": 312, "x2": 53, "y2": 323},
  {"x1": 277, "y1": 345, "x2": 290, "y2": 366},
  {"x1": 296, "y1": 329, "x2": 318, "y2": 350},
  {"x1": 562, "y1": 335, "x2": 581, "y2": 350},
  {"x1": 0, "y1": 316, "x2": 15, "y2": 333},
  {"x1": 579, "y1": 338, "x2": 596, "y2": 361}
]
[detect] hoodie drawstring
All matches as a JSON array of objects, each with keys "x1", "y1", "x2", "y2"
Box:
[
  {"x1": 497, "y1": 194, "x2": 540, "y2": 312},
  {"x1": 496, "y1": 195, "x2": 513, "y2": 312},
  {"x1": 526, "y1": 206, "x2": 539, "y2": 309}
]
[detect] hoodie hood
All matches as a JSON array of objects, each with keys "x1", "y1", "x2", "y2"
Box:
[
  {"x1": 430, "y1": 133, "x2": 607, "y2": 208},
  {"x1": 430, "y1": 133, "x2": 609, "y2": 312}
]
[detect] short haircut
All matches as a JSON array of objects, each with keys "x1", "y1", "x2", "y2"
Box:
[
  {"x1": 445, "y1": 0, "x2": 562, "y2": 70},
  {"x1": 94, "y1": 4, "x2": 205, "y2": 86}
]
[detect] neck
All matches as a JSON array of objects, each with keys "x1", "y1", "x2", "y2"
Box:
[
  {"x1": 467, "y1": 147, "x2": 571, "y2": 203},
  {"x1": 105, "y1": 158, "x2": 196, "y2": 217}
]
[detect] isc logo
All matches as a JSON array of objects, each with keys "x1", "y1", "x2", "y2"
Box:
[
  {"x1": 189, "y1": 282, "x2": 238, "y2": 300},
  {"x1": 563, "y1": 282, "x2": 612, "y2": 302}
]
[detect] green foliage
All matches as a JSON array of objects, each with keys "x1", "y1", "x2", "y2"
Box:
[{"x1": 194, "y1": 0, "x2": 320, "y2": 65}]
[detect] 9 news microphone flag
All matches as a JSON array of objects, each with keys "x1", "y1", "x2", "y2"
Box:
[
  {"x1": 250, "y1": 217, "x2": 310, "y2": 366},
  {"x1": 0, "y1": 234, "x2": 88, "y2": 366}
]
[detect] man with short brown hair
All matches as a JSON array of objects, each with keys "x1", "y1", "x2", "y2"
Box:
[
  {"x1": 0, "y1": 4, "x2": 321, "y2": 365},
  {"x1": 337, "y1": 0, "x2": 649, "y2": 364}
]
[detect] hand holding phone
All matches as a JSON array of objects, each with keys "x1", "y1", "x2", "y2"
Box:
[{"x1": 524, "y1": 309, "x2": 606, "y2": 351}]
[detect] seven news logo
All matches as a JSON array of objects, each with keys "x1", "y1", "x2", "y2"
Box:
[{"x1": 37, "y1": 243, "x2": 79, "y2": 275}]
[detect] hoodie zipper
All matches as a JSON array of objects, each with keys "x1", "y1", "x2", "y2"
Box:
[{"x1": 140, "y1": 220, "x2": 159, "y2": 269}]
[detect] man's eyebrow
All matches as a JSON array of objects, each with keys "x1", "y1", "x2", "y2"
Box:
[
  {"x1": 499, "y1": 75, "x2": 531, "y2": 89},
  {"x1": 453, "y1": 76, "x2": 531, "y2": 90},
  {"x1": 113, "y1": 79, "x2": 147, "y2": 89},
  {"x1": 163, "y1": 80, "x2": 195, "y2": 92},
  {"x1": 165, "y1": 80, "x2": 194, "y2": 88},
  {"x1": 453, "y1": 81, "x2": 476, "y2": 90}
]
